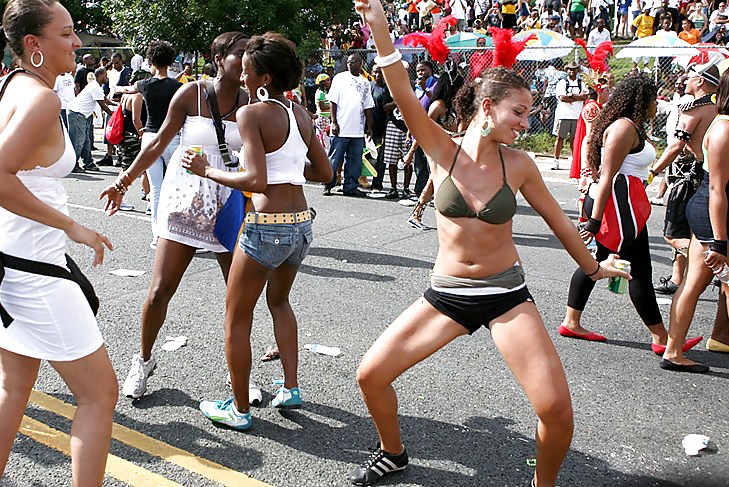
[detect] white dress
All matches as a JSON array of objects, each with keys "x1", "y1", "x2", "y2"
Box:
[
  {"x1": 0, "y1": 124, "x2": 103, "y2": 361},
  {"x1": 155, "y1": 85, "x2": 243, "y2": 253}
]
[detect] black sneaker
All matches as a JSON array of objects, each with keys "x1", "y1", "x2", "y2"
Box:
[
  {"x1": 654, "y1": 276, "x2": 678, "y2": 295},
  {"x1": 322, "y1": 185, "x2": 333, "y2": 196},
  {"x1": 71, "y1": 165, "x2": 85, "y2": 173},
  {"x1": 97, "y1": 155, "x2": 113, "y2": 166},
  {"x1": 350, "y1": 447, "x2": 408, "y2": 486},
  {"x1": 402, "y1": 188, "x2": 413, "y2": 199},
  {"x1": 84, "y1": 162, "x2": 100, "y2": 172},
  {"x1": 384, "y1": 189, "x2": 400, "y2": 199}
]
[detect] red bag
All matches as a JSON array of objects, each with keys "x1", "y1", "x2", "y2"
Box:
[{"x1": 104, "y1": 104, "x2": 124, "y2": 145}]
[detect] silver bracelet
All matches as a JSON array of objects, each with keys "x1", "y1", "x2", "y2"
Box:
[{"x1": 374, "y1": 50, "x2": 402, "y2": 68}]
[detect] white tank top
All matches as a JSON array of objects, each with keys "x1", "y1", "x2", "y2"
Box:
[
  {"x1": 618, "y1": 139, "x2": 655, "y2": 180},
  {"x1": 260, "y1": 98, "x2": 307, "y2": 186}
]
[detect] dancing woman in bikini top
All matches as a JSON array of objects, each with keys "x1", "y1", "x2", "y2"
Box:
[{"x1": 351, "y1": 1, "x2": 629, "y2": 486}]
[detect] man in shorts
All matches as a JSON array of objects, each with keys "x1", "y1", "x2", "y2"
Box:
[
  {"x1": 649, "y1": 61, "x2": 719, "y2": 294},
  {"x1": 382, "y1": 107, "x2": 412, "y2": 199},
  {"x1": 552, "y1": 62, "x2": 587, "y2": 170}
]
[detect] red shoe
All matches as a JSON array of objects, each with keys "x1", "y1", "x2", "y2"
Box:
[
  {"x1": 558, "y1": 324, "x2": 607, "y2": 342},
  {"x1": 651, "y1": 336, "x2": 703, "y2": 355}
]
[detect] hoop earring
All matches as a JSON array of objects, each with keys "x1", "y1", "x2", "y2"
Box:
[
  {"x1": 257, "y1": 84, "x2": 269, "y2": 101},
  {"x1": 30, "y1": 50, "x2": 44, "y2": 68},
  {"x1": 480, "y1": 115, "x2": 493, "y2": 138}
]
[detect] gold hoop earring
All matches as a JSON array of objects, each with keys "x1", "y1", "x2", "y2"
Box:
[
  {"x1": 30, "y1": 50, "x2": 44, "y2": 68},
  {"x1": 480, "y1": 115, "x2": 493, "y2": 138}
]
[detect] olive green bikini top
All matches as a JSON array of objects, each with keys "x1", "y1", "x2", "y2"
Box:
[{"x1": 435, "y1": 142, "x2": 517, "y2": 225}]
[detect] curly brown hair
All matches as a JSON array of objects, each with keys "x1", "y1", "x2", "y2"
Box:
[{"x1": 586, "y1": 74, "x2": 657, "y2": 175}]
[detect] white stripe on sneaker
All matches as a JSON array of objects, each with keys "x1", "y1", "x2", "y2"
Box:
[{"x1": 381, "y1": 458, "x2": 398, "y2": 470}]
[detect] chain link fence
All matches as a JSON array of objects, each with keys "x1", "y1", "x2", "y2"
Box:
[{"x1": 307, "y1": 45, "x2": 718, "y2": 142}]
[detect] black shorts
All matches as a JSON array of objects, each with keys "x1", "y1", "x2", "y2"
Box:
[
  {"x1": 664, "y1": 178, "x2": 695, "y2": 239},
  {"x1": 423, "y1": 286, "x2": 534, "y2": 334}
]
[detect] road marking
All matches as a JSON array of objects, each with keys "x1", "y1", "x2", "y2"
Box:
[
  {"x1": 20, "y1": 416, "x2": 181, "y2": 486},
  {"x1": 29, "y1": 390, "x2": 272, "y2": 487},
  {"x1": 67, "y1": 203, "x2": 151, "y2": 222}
]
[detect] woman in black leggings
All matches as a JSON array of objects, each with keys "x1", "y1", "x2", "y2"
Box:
[{"x1": 559, "y1": 74, "x2": 702, "y2": 356}]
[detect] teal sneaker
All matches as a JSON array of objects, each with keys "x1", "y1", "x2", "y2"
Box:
[
  {"x1": 199, "y1": 397, "x2": 252, "y2": 430},
  {"x1": 271, "y1": 386, "x2": 303, "y2": 409}
]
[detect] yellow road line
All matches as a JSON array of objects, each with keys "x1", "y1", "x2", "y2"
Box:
[
  {"x1": 20, "y1": 416, "x2": 181, "y2": 487},
  {"x1": 29, "y1": 390, "x2": 272, "y2": 487}
]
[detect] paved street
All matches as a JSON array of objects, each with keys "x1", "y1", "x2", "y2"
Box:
[{"x1": 3, "y1": 154, "x2": 728, "y2": 487}]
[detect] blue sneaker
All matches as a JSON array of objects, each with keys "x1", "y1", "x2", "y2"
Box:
[
  {"x1": 199, "y1": 397, "x2": 252, "y2": 430},
  {"x1": 271, "y1": 386, "x2": 303, "y2": 409}
]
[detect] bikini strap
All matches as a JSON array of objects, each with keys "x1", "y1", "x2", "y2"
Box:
[
  {"x1": 497, "y1": 145, "x2": 507, "y2": 182},
  {"x1": 447, "y1": 137, "x2": 465, "y2": 175}
]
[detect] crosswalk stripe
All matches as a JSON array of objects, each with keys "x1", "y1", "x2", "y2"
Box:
[
  {"x1": 20, "y1": 416, "x2": 182, "y2": 487},
  {"x1": 29, "y1": 390, "x2": 272, "y2": 487}
]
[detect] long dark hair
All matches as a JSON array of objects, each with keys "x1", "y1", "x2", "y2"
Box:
[{"x1": 586, "y1": 74, "x2": 656, "y2": 175}]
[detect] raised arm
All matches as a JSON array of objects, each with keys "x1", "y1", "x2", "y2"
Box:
[{"x1": 355, "y1": 0, "x2": 454, "y2": 166}]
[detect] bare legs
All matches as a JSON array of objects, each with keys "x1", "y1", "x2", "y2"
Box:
[
  {"x1": 711, "y1": 286, "x2": 729, "y2": 346},
  {"x1": 356, "y1": 300, "x2": 572, "y2": 486},
  {"x1": 139, "y1": 239, "x2": 231, "y2": 361},
  {"x1": 665, "y1": 236, "x2": 713, "y2": 365},
  {"x1": 0, "y1": 346, "x2": 117, "y2": 486},
  {"x1": 225, "y1": 249, "x2": 301, "y2": 412}
]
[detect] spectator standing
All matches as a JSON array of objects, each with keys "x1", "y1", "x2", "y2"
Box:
[
  {"x1": 538, "y1": 58, "x2": 567, "y2": 146},
  {"x1": 450, "y1": 0, "x2": 469, "y2": 30},
  {"x1": 587, "y1": 18, "x2": 611, "y2": 51},
  {"x1": 74, "y1": 53, "x2": 95, "y2": 94},
  {"x1": 99, "y1": 53, "x2": 131, "y2": 167},
  {"x1": 632, "y1": 7, "x2": 656, "y2": 68},
  {"x1": 53, "y1": 71, "x2": 75, "y2": 127},
  {"x1": 474, "y1": 0, "x2": 490, "y2": 21},
  {"x1": 486, "y1": 6, "x2": 502, "y2": 27},
  {"x1": 679, "y1": 18, "x2": 702, "y2": 43},
  {"x1": 469, "y1": 36, "x2": 493, "y2": 80},
  {"x1": 568, "y1": 0, "x2": 587, "y2": 38},
  {"x1": 66, "y1": 67, "x2": 114, "y2": 173},
  {"x1": 314, "y1": 73, "x2": 332, "y2": 151},
  {"x1": 616, "y1": 0, "x2": 632, "y2": 38},
  {"x1": 689, "y1": 3, "x2": 709, "y2": 36},
  {"x1": 174, "y1": 63, "x2": 193, "y2": 83},
  {"x1": 500, "y1": 0, "x2": 519, "y2": 29},
  {"x1": 411, "y1": 60, "x2": 439, "y2": 198},
  {"x1": 322, "y1": 53, "x2": 374, "y2": 197},
  {"x1": 369, "y1": 65, "x2": 396, "y2": 191},
  {"x1": 552, "y1": 62, "x2": 587, "y2": 170}
]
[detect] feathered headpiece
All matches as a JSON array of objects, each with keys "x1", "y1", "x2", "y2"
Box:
[
  {"x1": 574, "y1": 39, "x2": 613, "y2": 91},
  {"x1": 402, "y1": 15, "x2": 457, "y2": 64},
  {"x1": 488, "y1": 27, "x2": 535, "y2": 69}
]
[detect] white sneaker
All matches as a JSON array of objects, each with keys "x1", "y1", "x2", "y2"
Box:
[
  {"x1": 551, "y1": 159, "x2": 560, "y2": 170},
  {"x1": 122, "y1": 353, "x2": 156, "y2": 399},
  {"x1": 649, "y1": 196, "x2": 664, "y2": 206},
  {"x1": 226, "y1": 372, "x2": 263, "y2": 406}
]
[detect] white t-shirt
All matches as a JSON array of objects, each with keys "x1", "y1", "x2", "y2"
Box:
[
  {"x1": 555, "y1": 77, "x2": 586, "y2": 121},
  {"x1": 67, "y1": 80, "x2": 105, "y2": 118},
  {"x1": 328, "y1": 72, "x2": 375, "y2": 138},
  {"x1": 53, "y1": 73, "x2": 75, "y2": 109},
  {"x1": 587, "y1": 28, "x2": 611, "y2": 51},
  {"x1": 450, "y1": 0, "x2": 467, "y2": 20},
  {"x1": 107, "y1": 67, "x2": 122, "y2": 91}
]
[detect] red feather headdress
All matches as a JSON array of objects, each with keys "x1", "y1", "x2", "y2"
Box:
[
  {"x1": 402, "y1": 15, "x2": 457, "y2": 64},
  {"x1": 574, "y1": 38, "x2": 613, "y2": 73},
  {"x1": 488, "y1": 27, "x2": 535, "y2": 69}
]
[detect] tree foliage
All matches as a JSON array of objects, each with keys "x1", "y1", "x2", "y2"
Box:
[
  {"x1": 0, "y1": 0, "x2": 112, "y2": 33},
  {"x1": 103, "y1": 0, "x2": 354, "y2": 55}
]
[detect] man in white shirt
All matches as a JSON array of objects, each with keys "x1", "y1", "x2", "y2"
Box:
[
  {"x1": 323, "y1": 54, "x2": 374, "y2": 197},
  {"x1": 450, "y1": 0, "x2": 468, "y2": 31},
  {"x1": 66, "y1": 68, "x2": 114, "y2": 173},
  {"x1": 587, "y1": 18, "x2": 611, "y2": 52},
  {"x1": 53, "y1": 72, "x2": 75, "y2": 128},
  {"x1": 552, "y1": 62, "x2": 587, "y2": 170}
]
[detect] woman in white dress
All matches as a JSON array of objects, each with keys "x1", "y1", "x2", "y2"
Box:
[
  {"x1": 100, "y1": 32, "x2": 252, "y2": 400},
  {"x1": 0, "y1": 0, "x2": 116, "y2": 484}
]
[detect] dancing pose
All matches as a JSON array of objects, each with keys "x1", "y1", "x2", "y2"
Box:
[
  {"x1": 351, "y1": 1, "x2": 629, "y2": 486},
  {"x1": 101, "y1": 33, "x2": 253, "y2": 400},
  {"x1": 185, "y1": 32, "x2": 332, "y2": 429},
  {"x1": 0, "y1": 1, "x2": 116, "y2": 483}
]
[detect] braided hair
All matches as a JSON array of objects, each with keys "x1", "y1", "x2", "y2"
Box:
[{"x1": 586, "y1": 74, "x2": 657, "y2": 175}]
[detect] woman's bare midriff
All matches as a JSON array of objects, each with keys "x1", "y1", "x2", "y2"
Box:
[
  {"x1": 432, "y1": 214, "x2": 521, "y2": 278},
  {"x1": 250, "y1": 184, "x2": 309, "y2": 214}
]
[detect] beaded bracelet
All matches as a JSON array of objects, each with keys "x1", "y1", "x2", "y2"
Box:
[{"x1": 374, "y1": 50, "x2": 402, "y2": 68}]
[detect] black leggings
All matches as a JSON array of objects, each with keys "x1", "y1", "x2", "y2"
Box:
[{"x1": 567, "y1": 228, "x2": 663, "y2": 328}]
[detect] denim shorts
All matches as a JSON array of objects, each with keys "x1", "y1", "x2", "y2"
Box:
[
  {"x1": 240, "y1": 220, "x2": 313, "y2": 269},
  {"x1": 686, "y1": 173, "x2": 729, "y2": 243}
]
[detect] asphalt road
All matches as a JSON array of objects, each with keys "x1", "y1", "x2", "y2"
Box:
[{"x1": 3, "y1": 152, "x2": 728, "y2": 487}]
